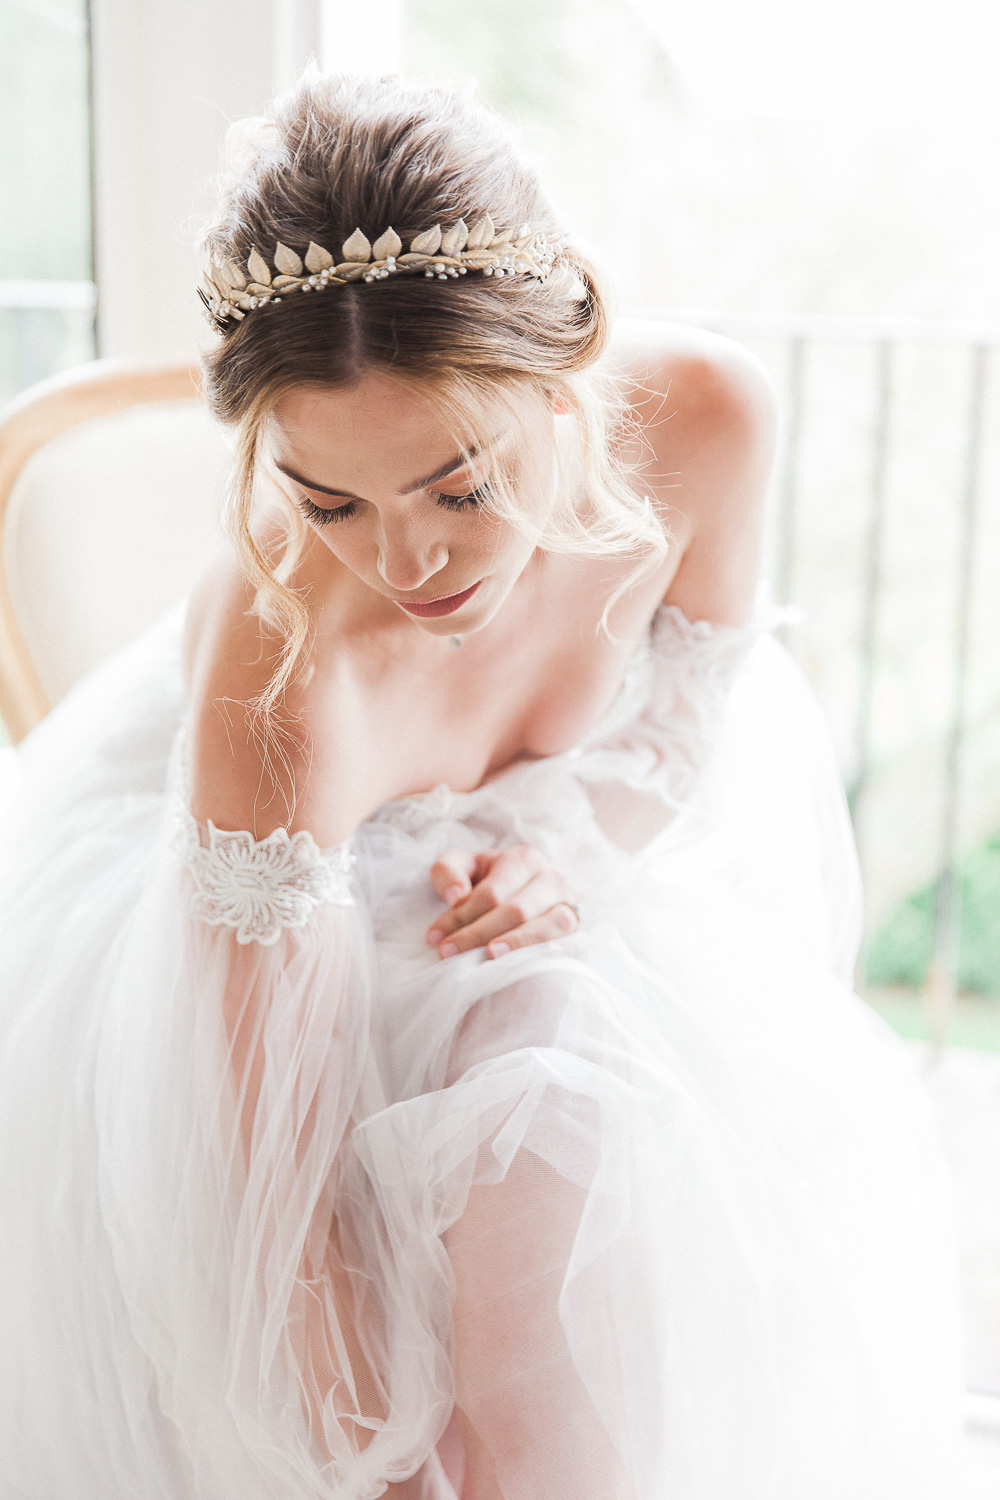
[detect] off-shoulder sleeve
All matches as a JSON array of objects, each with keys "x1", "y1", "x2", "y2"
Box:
[
  {"x1": 90, "y1": 761, "x2": 449, "y2": 1496},
  {"x1": 175, "y1": 805, "x2": 355, "y2": 943},
  {"x1": 641, "y1": 604, "x2": 768, "y2": 800},
  {"x1": 565, "y1": 604, "x2": 767, "y2": 860}
]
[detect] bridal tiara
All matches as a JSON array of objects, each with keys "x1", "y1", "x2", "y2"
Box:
[{"x1": 199, "y1": 215, "x2": 560, "y2": 331}]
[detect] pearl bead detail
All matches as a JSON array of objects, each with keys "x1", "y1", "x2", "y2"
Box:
[{"x1": 202, "y1": 221, "x2": 558, "y2": 329}]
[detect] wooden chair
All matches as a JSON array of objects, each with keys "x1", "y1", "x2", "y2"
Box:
[{"x1": 0, "y1": 359, "x2": 231, "y2": 743}]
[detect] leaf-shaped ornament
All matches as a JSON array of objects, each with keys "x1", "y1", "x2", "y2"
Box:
[
  {"x1": 246, "y1": 247, "x2": 272, "y2": 286},
  {"x1": 440, "y1": 220, "x2": 469, "y2": 257},
  {"x1": 209, "y1": 264, "x2": 232, "y2": 296},
  {"x1": 304, "y1": 241, "x2": 335, "y2": 273},
  {"x1": 465, "y1": 215, "x2": 494, "y2": 249},
  {"x1": 410, "y1": 225, "x2": 442, "y2": 255},
  {"x1": 341, "y1": 228, "x2": 372, "y2": 263},
  {"x1": 372, "y1": 228, "x2": 403, "y2": 260},
  {"x1": 222, "y1": 258, "x2": 247, "y2": 290},
  {"x1": 274, "y1": 242, "x2": 304, "y2": 276}
]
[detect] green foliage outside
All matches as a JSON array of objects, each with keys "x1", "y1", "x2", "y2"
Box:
[{"x1": 867, "y1": 831, "x2": 1000, "y2": 995}]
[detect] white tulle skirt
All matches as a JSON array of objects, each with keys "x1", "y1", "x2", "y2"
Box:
[{"x1": 0, "y1": 602, "x2": 967, "y2": 1499}]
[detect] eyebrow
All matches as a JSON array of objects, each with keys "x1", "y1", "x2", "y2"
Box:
[{"x1": 273, "y1": 447, "x2": 481, "y2": 502}]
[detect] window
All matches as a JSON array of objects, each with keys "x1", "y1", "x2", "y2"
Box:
[{"x1": 0, "y1": 0, "x2": 95, "y2": 401}]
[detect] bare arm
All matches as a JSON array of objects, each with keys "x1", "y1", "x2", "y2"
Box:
[{"x1": 182, "y1": 552, "x2": 372, "y2": 846}]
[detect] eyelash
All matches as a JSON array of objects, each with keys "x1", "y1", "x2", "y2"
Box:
[
  {"x1": 297, "y1": 495, "x2": 356, "y2": 526},
  {"x1": 297, "y1": 483, "x2": 491, "y2": 527},
  {"x1": 433, "y1": 483, "x2": 492, "y2": 512}
]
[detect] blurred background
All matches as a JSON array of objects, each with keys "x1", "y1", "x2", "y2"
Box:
[{"x1": 3, "y1": 0, "x2": 1000, "y2": 1412}]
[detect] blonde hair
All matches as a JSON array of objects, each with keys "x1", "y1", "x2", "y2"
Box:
[{"x1": 199, "y1": 70, "x2": 668, "y2": 724}]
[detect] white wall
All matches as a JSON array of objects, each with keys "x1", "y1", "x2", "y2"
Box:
[
  {"x1": 320, "y1": 0, "x2": 405, "y2": 74},
  {"x1": 89, "y1": 0, "x2": 402, "y2": 363}
]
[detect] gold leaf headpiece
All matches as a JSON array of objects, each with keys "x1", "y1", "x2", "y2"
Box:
[{"x1": 199, "y1": 215, "x2": 559, "y2": 331}]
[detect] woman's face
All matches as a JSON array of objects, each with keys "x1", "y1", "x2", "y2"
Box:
[{"x1": 267, "y1": 372, "x2": 555, "y2": 638}]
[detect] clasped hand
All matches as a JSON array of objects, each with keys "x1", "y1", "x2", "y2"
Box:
[{"x1": 426, "y1": 844, "x2": 580, "y2": 960}]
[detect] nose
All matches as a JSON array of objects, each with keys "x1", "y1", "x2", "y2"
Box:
[{"x1": 375, "y1": 525, "x2": 449, "y2": 593}]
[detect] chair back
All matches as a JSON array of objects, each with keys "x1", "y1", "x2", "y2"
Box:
[{"x1": 0, "y1": 360, "x2": 231, "y2": 742}]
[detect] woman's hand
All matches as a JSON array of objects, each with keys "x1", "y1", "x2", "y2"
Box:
[{"x1": 426, "y1": 844, "x2": 580, "y2": 960}]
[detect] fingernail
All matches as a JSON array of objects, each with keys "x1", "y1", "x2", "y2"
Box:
[
  {"x1": 427, "y1": 928, "x2": 443, "y2": 946},
  {"x1": 444, "y1": 884, "x2": 465, "y2": 906},
  {"x1": 488, "y1": 941, "x2": 510, "y2": 959},
  {"x1": 439, "y1": 941, "x2": 459, "y2": 959}
]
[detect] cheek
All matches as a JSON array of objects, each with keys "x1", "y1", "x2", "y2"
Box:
[
  {"x1": 309, "y1": 525, "x2": 376, "y2": 578},
  {"x1": 466, "y1": 511, "x2": 527, "y2": 567},
  {"x1": 484, "y1": 525, "x2": 538, "y2": 585}
]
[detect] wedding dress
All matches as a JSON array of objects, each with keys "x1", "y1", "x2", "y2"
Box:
[{"x1": 0, "y1": 596, "x2": 966, "y2": 1499}]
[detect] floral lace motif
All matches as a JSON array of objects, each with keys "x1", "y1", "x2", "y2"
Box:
[{"x1": 176, "y1": 810, "x2": 355, "y2": 946}]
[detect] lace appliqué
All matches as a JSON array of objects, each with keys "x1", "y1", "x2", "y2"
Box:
[
  {"x1": 176, "y1": 810, "x2": 355, "y2": 946},
  {"x1": 366, "y1": 782, "x2": 459, "y2": 835}
]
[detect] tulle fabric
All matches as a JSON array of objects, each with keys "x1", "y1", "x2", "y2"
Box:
[{"x1": 0, "y1": 601, "x2": 966, "y2": 1499}]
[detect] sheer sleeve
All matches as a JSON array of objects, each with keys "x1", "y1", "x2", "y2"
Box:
[
  {"x1": 562, "y1": 601, "x2": 862, "y2": 982},
  {"x1": 91, "y1": 743, "x2": 449, "y2": 1497},
  {"x1": 553, "y1": 603, "x2": 767, "y2": 875}
]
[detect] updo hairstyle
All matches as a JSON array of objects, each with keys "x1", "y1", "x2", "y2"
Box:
[{"x1": 199, "y1": 70, "x2": 667, "y2": 715}]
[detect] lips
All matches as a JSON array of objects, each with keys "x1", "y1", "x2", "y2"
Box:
[{"x1": 397, "y1": 579, "x2": 483, "y2": 618}]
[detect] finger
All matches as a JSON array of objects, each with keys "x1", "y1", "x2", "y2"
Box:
[
  {"x1": 433, "y1": 864, "x2": 564, "y2": 944},
  {"x1": 426, "y1": 852, "x2": 494, "y2": 946},
  {"x1": 486, "y1": 902, "x2": 580, "y2": 959},
  {"x1": 428, "y1": 850, "x2": 484, "y2": 908},
  {"x1": 436, "y1": 872, "x2": 569, "y2": 956},
  {"x1": 434, "y1": 846, "x2": 550, "y2": 936}
]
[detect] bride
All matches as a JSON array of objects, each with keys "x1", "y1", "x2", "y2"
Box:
[{"x1": 0, "y1": 70, "x2": 967, "y2": 1499}]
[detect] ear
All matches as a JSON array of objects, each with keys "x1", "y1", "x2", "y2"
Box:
[{"x1": 548, "y1": 387, "x2": 573, "y2": 416}]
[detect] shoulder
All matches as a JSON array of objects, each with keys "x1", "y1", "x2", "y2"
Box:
[
  {"x1": 610, "y1": 318, "x2": 777, "y2": 460},
  {"x1": 608, "y1": 319, "x2": 779, "y2": 624},
  {"x1": 182, "y1": 548, "x2": 366, "y2": 846}
]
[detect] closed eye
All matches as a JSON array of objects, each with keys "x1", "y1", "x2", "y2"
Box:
[
  {"x1": 296, "y1": 494, "x2": 356, "y2": 526},
  {"x1": 432, "y1": 482, "x2": 492, "y2": 512},
  {"x1": 296, "y1": 482, "x2": 492, "y2": 526}
]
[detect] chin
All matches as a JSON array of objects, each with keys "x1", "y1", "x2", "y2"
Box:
[{"x1": 416, "y1": 607, "x2": 489, "y2": 637}]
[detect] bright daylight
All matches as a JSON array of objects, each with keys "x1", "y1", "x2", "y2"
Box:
[{"x1": 1, "y1": 0, "x2": 999, "y2": 1494}]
